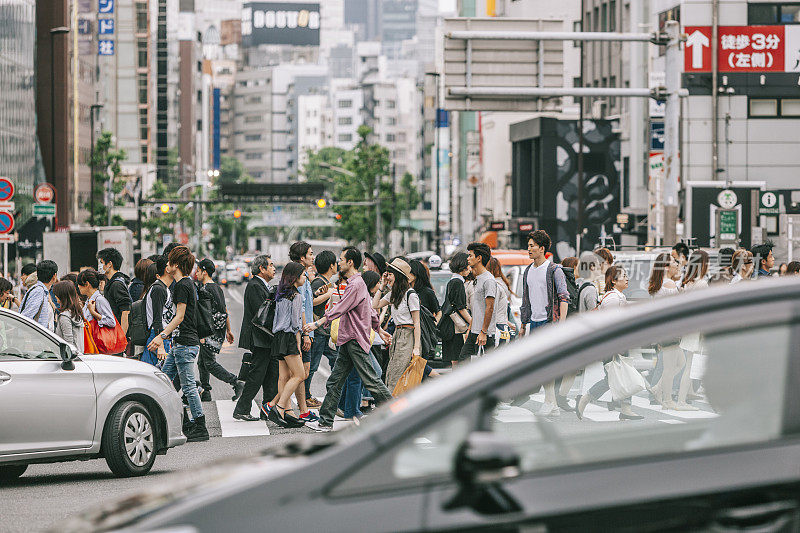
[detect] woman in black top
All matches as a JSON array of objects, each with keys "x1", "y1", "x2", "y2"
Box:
[
  {"x1": 410, "y1": 260, "x2": 441, "y2": 321},
  {"x1": 439, "y1": 252, "x2": 471, "y2": 366}
]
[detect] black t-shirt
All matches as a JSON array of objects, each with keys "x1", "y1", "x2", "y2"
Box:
[
  {"x1": 173, "y1": 277, "x2": 199, "y2": 346},
  {"x1": 105, "y1": 272, "x2": 132, "y2": 322},
  {"x1": 310, "y1": 276, "x2": 330, "y2": 319},
  {"x1": 417, "y1": 285, "x2": 441, "y2": 315},
  {"x1": 205, "y1": 282, "x2": 226, "y2": 313},
  {"x1": 204, "y1": 281, "x2": 227, "y2": 334}
]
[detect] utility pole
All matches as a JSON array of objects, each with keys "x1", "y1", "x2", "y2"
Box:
[
  {"x1": 663, "y1": 20, "x2": 682, "y2": 246},
  {"x1": 89, "y1": 104, "x2": 103, "y2": 226},
  {"x1": 375, "y1": 171, "x2": 382, "y2": 252}
]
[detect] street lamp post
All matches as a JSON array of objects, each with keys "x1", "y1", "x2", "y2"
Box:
[
  {"x1": 50, "y1": 26, "x2": 70, "y2": 228},
  {"x1": 89, "y1": 104, "x2": 103, "y2": 226}
]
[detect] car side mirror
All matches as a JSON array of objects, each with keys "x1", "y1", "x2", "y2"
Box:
[
  {"x1": 444, "y1": 432, "x2": 522, "y2": 515},
  {"x1": 60, "y1": 342, "x2": 76, "y2": 370}
]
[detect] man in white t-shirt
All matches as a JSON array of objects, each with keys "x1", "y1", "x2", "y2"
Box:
[
  {"x1": 459, "y1": 242, "x2": 496, "y2": 361},
  {"x1": 519, "y1": 230, "x2": 572, "y2": 416}
]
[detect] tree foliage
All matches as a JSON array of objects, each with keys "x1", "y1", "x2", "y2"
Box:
[
  {"x1": 86, "y1": 131, "x2": 126, "y2": 226},
  {"x1": 302, "y1": 126, "x2": 421, "y2": 249}
]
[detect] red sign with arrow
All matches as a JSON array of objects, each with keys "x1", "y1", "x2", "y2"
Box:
[{"x1": 684, "y1": 25, "x2": 790, "y2": 73}]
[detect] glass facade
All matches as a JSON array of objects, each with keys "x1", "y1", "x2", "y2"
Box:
[{"x1": 0, "y1": 0, "x2": 43, "y2": 204}]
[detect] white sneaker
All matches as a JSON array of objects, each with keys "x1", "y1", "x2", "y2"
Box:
[
  {"x1": 537, "y1": 402, "x2": 560, "y2": 417},
  {"x1": 306, "y1": 421, "x2": 333, "y2": 432}
]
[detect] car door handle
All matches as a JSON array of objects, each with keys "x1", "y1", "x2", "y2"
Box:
[
  {"x1": 0, "y1": 372, "x2": 10, "y2": 384},
  {"x1": 714, "y1": 500, "x2": 798, "y2": 531}
]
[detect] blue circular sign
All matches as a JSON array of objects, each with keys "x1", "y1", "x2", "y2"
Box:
[{"x1": 0, "y1": 211, "x2": 14, "y2": 234}]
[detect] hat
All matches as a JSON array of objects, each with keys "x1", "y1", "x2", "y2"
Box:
[
  {"x1": 364, "y1": 251, "x2": 387, "y2": 274},
  {"x1": 197, "y1": 258, "x2": 216, "y2": 275},
  {"x1": 428, "y1": 254, "x2": 442, "y2": 269},
  {"x1": 387, "y1": 258, "x2": 412, "y2": 281}
]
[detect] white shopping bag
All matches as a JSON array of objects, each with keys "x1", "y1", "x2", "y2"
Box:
[{"x1": 604, "y1": 355, "x2": 647, "y2": 401}]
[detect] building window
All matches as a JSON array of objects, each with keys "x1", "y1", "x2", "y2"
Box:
[
  {"x1": 246, "y1": 95, "x2": 262, "y2": 104},
  {"x1": 748, "y1": 3, "x2": 800, "y2": 24},
  {"x1": 136, "y1": 3, "x2": 148, "y2": 33},
  {"x1": 748, "y1": 97, "x2": 800, "y2": 117},
  {"x1": 338, "y1": 116, "x2": 352, "y2": 125},
  {"x1": 749, "y1": 98, "x2": 778, "y2": 116},
  {"x1": 781, "y1": 98, "x2": 800, "y2": 115},
  {"x1": 387, "y1": 117, "x2": 397, "y2": 125},
  {"x1": 338, "y1": 99, "x2": 353, "y2": 108},
  {"x1": 244, "y1": 115, "x2": 263, "y2": 123},
  {"x1": 609, "y1": 1, "x2": 616, "y2": 31},
  {"x1": 245, "y1": 152, "x2": 263, "y2": 160},
  {"x1": 245, "y1": 134, "x2": 261, "y2": 141},
  {"x1": 338, "y1": 133, "x2": 352, "y2": 142},
  {"x1": 386, "y1": 100, "x2": 396, "y2": 109},
  {"x1": 601, "y1": 3, "x2": 608, "y2": 32},
  {"x1": 386, "y1": 133, "x2": 396, "y2": 142}
]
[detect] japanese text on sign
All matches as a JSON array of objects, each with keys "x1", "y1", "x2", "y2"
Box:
[
  {"x1": 98, "y1": 0, "x2": 114, "y2": 13},
  {"x1": 684, "y1": 26, "x2": 796, "y2": 72}
]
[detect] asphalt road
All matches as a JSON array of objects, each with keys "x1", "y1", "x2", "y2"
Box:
[{"x1": 2, "y1": 284, "x2": 329, "y2": 533}]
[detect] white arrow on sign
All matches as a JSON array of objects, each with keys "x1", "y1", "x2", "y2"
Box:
[{"x1": 686, "y1": 30, "x2": 710, "y2": 69}]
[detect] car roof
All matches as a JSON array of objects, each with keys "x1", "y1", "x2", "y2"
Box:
[{"x1": 360, "y1": 278, "x2": 800, "y2": 445}]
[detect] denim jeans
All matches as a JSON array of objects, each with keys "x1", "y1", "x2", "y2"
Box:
[
  {"x1": 162, "y1": 343, "x2": 203, "y2": 420},
  {"x1": 529, "y1": 320, "x2": 548, "y2": 332},
  {"x1": 340, "y1": 367, "x2": 363, "y2": 418},
  {"x1": 306, "y1": 333, "x2": 337, "y2": 399},
  {"x1": 361, "y1": 348, "x2": 383, "y2": 402},
  {"x1": 319, "y1": 340, "x2": 393, "y2": 427}
]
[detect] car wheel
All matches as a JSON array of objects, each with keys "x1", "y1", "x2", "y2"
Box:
[
  {"x1": 103, "y1": 401, "x2": 157, "y2": 478},
  {"x1": 0, "y1": 465, "x2": 27, "y2": 482}
]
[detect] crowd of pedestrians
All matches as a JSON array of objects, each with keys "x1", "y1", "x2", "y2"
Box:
[{"x1": 0, "y1": 232, "x2": 788, "y2": 439}]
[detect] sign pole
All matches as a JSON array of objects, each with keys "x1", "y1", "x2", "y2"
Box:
[
  {"x1": 663, "y1": 20, "x2": 682, "y2": 246},
  {"x1": 4, "y1": 242, "x2": 7, "y2": 279}
]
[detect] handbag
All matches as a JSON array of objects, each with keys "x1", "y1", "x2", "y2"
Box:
[
  {"x1": 604, "y1": 355, "x2": 647, "y2": 400},
  {"x1": 89, "y1": 318, "x2": 128, "y2": 355},
  {"x1": 392, "y1": 354, "x2": 427, "y2": 397},
  {"x1": 83, "y1": 320, "x2": 99, "y2": 354},
  {"x1": 330, "y1": 318, "x2": 375, "y2": 345}
]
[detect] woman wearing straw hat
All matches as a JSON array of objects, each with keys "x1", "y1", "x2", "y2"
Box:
[{"x1": 373, "y1": 257, "x2": 422, "y2": 391}]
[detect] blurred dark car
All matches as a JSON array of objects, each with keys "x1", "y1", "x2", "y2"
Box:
[{"x1": 62, "y1": 279, "x2": 800, "y2": 533}]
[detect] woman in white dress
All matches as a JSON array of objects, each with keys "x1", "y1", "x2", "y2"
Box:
[
  {"x1": 576, "y1": 266, "x2": 644, "y2": 421},
  {"x1": 647, "y1": 253, "x2": 683, "y2": 409},
  {"x1": 675, "y1": 250, "x2": 710, "y2": 410}
]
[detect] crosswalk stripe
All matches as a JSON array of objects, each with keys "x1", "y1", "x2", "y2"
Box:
[
  {"x1": 630, "y1": 395, "x2": 718, "y2": 419},
  {"x1": 215, "y1": 400, "x2": 270, "y2": 437}
]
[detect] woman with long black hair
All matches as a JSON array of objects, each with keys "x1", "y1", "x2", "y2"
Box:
[
  {"x1": 439, "y1": 252, "x2": 471, "y2": 367},
  {"x1": 647, "y1": 252, "x2": 683, "y2": 409},
  {"x1": 410, "y1": 259, "x2": 441, "y2": 321},
  {"x1": 267, "y1": 261, "x2": 310, "y2": 428},
  {"x1": 373, "y1": 257, "x2": 422, "y2": 391}
]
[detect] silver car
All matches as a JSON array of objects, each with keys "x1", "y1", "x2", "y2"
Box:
[
  {"x1": 0, "y1": 308, "x2": 186, "y2": 480},
  {"x1": 63, "y1": 278, "x2": 800, "y2": 532}
]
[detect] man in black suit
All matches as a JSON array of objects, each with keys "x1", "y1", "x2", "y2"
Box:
[{"x1": 233, "y1": 254, "x2": 278, "y2": 421}]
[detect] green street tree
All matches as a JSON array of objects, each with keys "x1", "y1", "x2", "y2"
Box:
[
  {"x1": 86, "y1": 131, "x2": 126, "y2": 226},
  {"x1": 302, "y1": 127, "x2": 421, "y2": 249}
]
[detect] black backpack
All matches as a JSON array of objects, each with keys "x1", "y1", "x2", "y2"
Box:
[
  {"x1": 251, "y1": 286, "x2": 278, "y2": 338},
  {"x1": 561, "y1": 266, "x2": 579, "y2": 315},
  {"x1": 195, "y1": 283, "x2": 215, "y2": 339},
  {"x1": 406, "y1": 290, "x2": 441, "y2": 359},
  {"x1": 129, "y1": 291, "x2": 149, "y2": 346}
]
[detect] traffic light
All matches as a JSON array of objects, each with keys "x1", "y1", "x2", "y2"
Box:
[
  {"x1": 233, "y1": 209, "x2": 242, "y2": 219},
  {"x1": 316, "y1": 198, "x2": 327, "y2": 209},
  {"x1": 158, "y1": 203, "x2": 176, "y2": 214}
]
